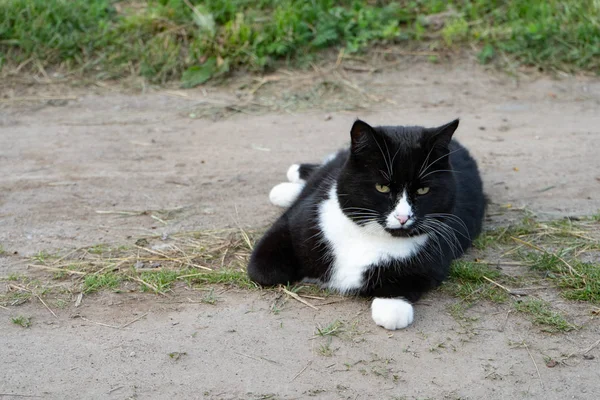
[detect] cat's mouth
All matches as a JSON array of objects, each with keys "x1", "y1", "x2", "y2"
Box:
[{"x1": 384, "y1": 226, "x2": 421, "y2": 237}]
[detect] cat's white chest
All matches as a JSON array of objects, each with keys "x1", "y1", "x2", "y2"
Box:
[{"x1": 318, "y1": 186, "x2": 428, "y2": 293}]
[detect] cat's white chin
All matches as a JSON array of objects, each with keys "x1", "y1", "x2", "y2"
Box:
[{"x1": 371, "y1": 298, "x2": 414, "y2": 330}]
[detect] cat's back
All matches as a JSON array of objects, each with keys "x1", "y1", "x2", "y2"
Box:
[{"x1": 449, "y1": 139, "x2": 486, "y2": 240}]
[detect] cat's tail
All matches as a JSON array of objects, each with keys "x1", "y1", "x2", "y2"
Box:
[{"x1": 268, "y1": 163, "x2": 319, "y2": 207}]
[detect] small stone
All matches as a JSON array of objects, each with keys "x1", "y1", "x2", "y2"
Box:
[
  {"x1": 135, "y1": 238, "x2": 149, "y2": 247},
  {"x1": 546, "y1": 359, "x2": 558, "y2": 368},
  {"x1": 130, "y1": 351, "x2": 136, "y2": 357},
  {"x1": 583, "y1": 354, "x2": 595, "y2": 360}
]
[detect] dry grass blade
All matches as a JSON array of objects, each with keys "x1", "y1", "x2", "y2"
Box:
[
  {"x1": 75, "y1": 315, "x2": 122, "y2": 329},
  {"x1": 519, "y1": 337, "x2": 544, "y2": 389},
  {"x1": 9, "y1": 284, "x2": 57, "y2": 319},
  {"x1": 511, "y1": 236, "x2": 583, "y2": 277},
  {"x1": 134, "y1": 245, "x2": 212, "y2": 270},
  {"x1": 27, "y1": 264, "x2": 86, "y2": 276},
  {"x1": 120, "y1": 312, "x2": 149, "y2": 328},
  {"x1": 482, "y1": 276, "x2": 526, "y2": 296},
  {"x1": 291, "y1": 360, "x2": 312, "y2": 382},
  {"x1": 130, "y1": 276, "x2": 169, "y2": 297},
  {"x1": 280, "y1": 287, "x2": 319, "y2": 310}
]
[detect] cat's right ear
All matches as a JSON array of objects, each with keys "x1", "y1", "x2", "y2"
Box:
[{"x1": 350, "y1": 119, "x2": 374, "y2": 154}]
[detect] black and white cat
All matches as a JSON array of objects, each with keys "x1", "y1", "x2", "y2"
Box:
[{"x1": 248, "y1": 119, "x2": 486, "y2": 330}]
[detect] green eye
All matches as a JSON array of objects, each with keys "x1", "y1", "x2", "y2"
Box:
[
  {"x1": 375, "y1": 184, "x2": 390, "y2": 193},
  {"x1": 416, "y1": 187, "x2": 430, "y2": 195}
]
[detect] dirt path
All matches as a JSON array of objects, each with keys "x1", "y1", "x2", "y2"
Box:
[{"x1": 1, "y1": 62, "x2": 600, "y2": 399}]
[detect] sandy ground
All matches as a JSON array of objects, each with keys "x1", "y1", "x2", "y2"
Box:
[{"x1": 1, "y1": 62, "x2": 600, "y2": 399}]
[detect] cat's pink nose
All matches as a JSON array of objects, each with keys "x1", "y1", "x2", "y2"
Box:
[{"x1": 395, "y1": 215, "x2": 410, "y2": 225}]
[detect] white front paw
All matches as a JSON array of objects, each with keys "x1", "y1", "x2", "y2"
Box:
[{"x1": 371, "y1": 298, "x2": 414, "y2": 330}]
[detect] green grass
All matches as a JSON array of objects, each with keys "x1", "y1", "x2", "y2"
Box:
[
  {"x1": 139, "y1": 270, "x2": 181, "y2": 293},
  {"x1": 11, "y1": 315, "x2": 32, "y2": 328},
  {"x1": 473, "y1": 215, "x2": 600, "y2": 303},
  {"x1": 83, "y1": 272, "x2": 123, "y2": 294},
  {"x1": 514, "y1": 299, "x2": 576, "y2": 332},
  {"x1": 526, "y1": 252, "x2": 600, "y2": 303},
  {"x1": 1, "y1": 0, "x2": 598, "y2": 85},
  {"x1": 443, "y1": 260, "x2": 511, "y2": 304},
  {"x1": 315, "y1": 320, "x2": 344, "y2": 338}
]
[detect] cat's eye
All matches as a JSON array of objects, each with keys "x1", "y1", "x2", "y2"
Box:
[
  {"x1": 416, "y1": 187, "x2": 430, "y2": 195},
  {"x1": 375, "y1": 184, "x2": 390, "y2": 193}
]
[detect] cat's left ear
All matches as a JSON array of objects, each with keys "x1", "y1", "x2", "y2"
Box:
[
  {"x1": 350, "y1": 119, "x2": 375, "y2": 154},
  {"x1": 425, "y1": 119, "x2": 459, "y2": 149}
]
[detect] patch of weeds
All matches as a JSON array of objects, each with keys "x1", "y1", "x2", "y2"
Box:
[
  {"x1": 139, "y1": 270, "x2": 180, "y2": 293},
  {"x1": 11, "y1": 315, "x2": 32, "y2": 328},
  {"x1": 525, "y1": 251, "x2": 600, "y2": 303},
  {"x1": 32, "y1": 251, "x2": 52, "y2": 263},
  {"x1": 477, "y1": 216, "x2": 539, "y2": 249},
  {"x1": 2, "y1": 0, "x2": 598, "y2": 84},
  {"x1": 287, "y1": 284, "x2": 332, "y2": 298},
  {"x1": 83, "y1": 273, "x2": 122, "y2": 294},
  {"x1": 514, "y1": 299, "x2": 576, "y2": 332},
  {"x1": 443, "y1": 260, "x2": 510, "y2": 304},
  {"x1": 317, "y1": 338, "x2": 336, "y2": 357},
  {"x1": 168, "y1": 351, "x2": 187, "y2": 361},
  {"x1": 54, "y1": 299, "x2": 68, "y2": 309},
  {"x1": 88, "y1": 244, "x2": 109, "y2": 255},
  {"x1": 6, "y1": 273, "x2": 21, "y2": 281},
  {"x1": 201, "y1": 288, "x2": 217, "y2": 305},
  {"x1": 0, "y1": 244, "x2": 5, "y2": 255},
  {"x1": 2, "y1": 291, "x2": 32, "y2": 307},
  {"x1": 315, "y1": 320, "x2": 344, "y2": 338},
  {"x1": 186, "y1": 269, "x2": 254, "y2": 289}
]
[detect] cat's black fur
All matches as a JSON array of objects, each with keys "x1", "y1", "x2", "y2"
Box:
[{"x1": 248, "y1": 119, "x2": 486, "y2": 303}]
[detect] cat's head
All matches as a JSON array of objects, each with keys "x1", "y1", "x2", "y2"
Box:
[{"x1": 337, "y1": 119, "x2": 459, "y2": 237}]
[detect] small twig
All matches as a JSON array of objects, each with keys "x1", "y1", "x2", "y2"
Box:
[
  {"x1": 51, "y1": 247, "x2": 82, "y2": 265},
  {"x1": 280, "y1": 287, "x2": 319, "y2": 310},
  {"x1": 482, "y1": 276, "x2": 527, "y2": 296},
  {"x1": 120, "y1": 312, "x2": 149, "y2": 329},
  {"x1": 519, "y1": 338, "x2": 544, "y2": 389},
  {"x1": 500, "y1": 310, "x2": 512, "y2": 332},
  {"x1": 130, "y1": 277, "x2": 168, "y2": 297},
  {"x1": 76, "y1": 315, "x2": 121, "y2": 329},
  {"x1": 291, "y1": 360, "x2": 312, "y2": 382},
  {"x1": 475, "y1": 260, "x2": 530, "y2": 266},
  {"x1": 95, "y1": 210, "x2": 144, "y2": 216},
  {"x1": 0, "y1": 304, "x2": 9, "y2": 310},
  {"x1": 235, "y1": 352, "x2": 280, "y2": 365},
  {"x1": 0, "y1": 394, "x2": 42, "y2": 398},
  {"x1": 9, "y1": 284, "x2": 57, "y2": 319},
  {"x1": 27, "y1": 264, "x2": 86, "y2": 275},
  {"x1": 35, "y1": 293, "x2": 58, "y2": 319},
  {"x1": 150, "y1": 214, "x2": 168, "y2": 225},
  {"x1": 583, "y1": 339, "x2": 600, "y2": 355},
  {"x1": 299, "y1": 295, "x2": 326, "y2": 300},
  {"x1": 107, "y1": 386, "x2": 123, "y2": 394},
  {"x1": 483, "y1": 276, "x2": 512, "y2": 293}
]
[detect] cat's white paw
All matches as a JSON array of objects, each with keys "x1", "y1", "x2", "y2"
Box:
[
  {"x1": 286, "y1": 164, "x2": 302, "y2": 183},
  {"x1": 371, "y1": 298, "x2": 414, "y2": 330},
  {"x1": 269, "y1": 182, "x2": 304, "y2": 208}
]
